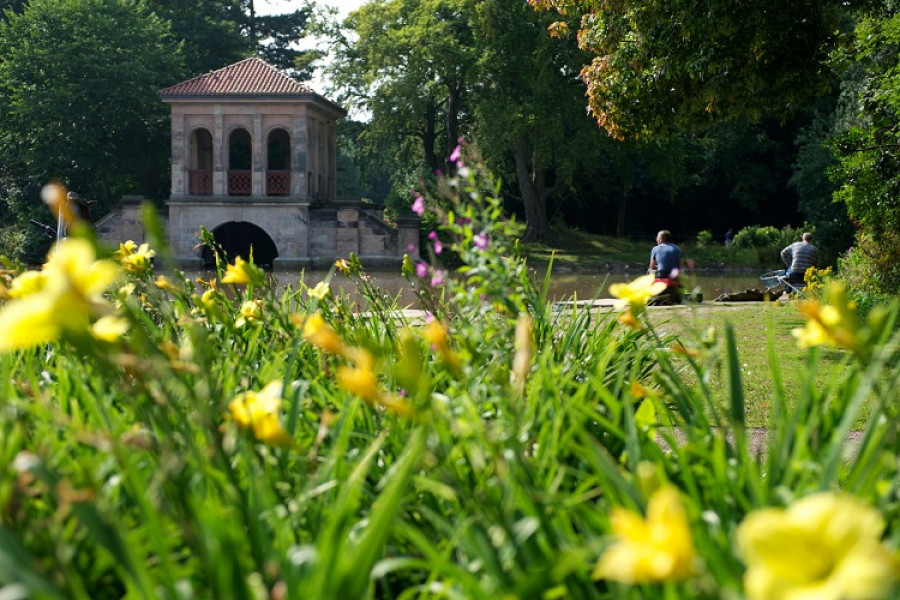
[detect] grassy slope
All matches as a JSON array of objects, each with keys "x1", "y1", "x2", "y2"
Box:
[{"x1": 520, "y1": 226, "x2": 767, "y2": 272}]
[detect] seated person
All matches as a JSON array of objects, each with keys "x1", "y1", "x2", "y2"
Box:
[
  {"x1": 780, "y1": 232, "x2": 818, "y2": 284},
  {"x1": 649, "y1": 230, "x2": 684, "y2": 304},
  {"x1": 649, "y1": 230, "x2": 683, "y2": 280}
]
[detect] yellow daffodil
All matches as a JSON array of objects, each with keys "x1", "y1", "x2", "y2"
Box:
[
  {"x1": 115, "y1": 241, "x2": 155, "y2": 275},
  {"x1": 221, "y1": 256, "x2": 264, "y2": 286},
  {"x1": 594, "y1": 485, "x2": 695, "y2": 583},
  {"x1": 307, "y1": 281, "x2": 331, "y2": 301},
  {"x1": 337, "y1": 348, "x2": 380, "y2": 402},
  {"x1": 228, "y1": 381, "x2": 293, "y2": 447},
  {"x1": 737, "y1": 492, "x2": 896, "y2": 600},
  {"x1": 609, "y1": 274, "x2": 667, "y2": 313},
  {"x1": 91, "y1": 315, "x2": 129, "y2": 342},
  {"x1": 0, "y1": 239, "x2": 120, "y2": 352},
  {"x1": 302, "y1": 312, "x2": 344, "y2": 355}
]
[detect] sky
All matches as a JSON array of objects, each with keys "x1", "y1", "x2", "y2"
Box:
[{"x1": 258, "y1": 0, "x2": 364, "y2": 95}]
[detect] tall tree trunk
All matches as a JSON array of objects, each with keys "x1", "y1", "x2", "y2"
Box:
[
  {"x1": 446, "y1": 83, "x2": 461, "y2": 173},
  {"x1": 423, "y1": 101, "x2": 439, "y2": 173},
  {"x1": 513, "y1": 143, "x2": 550, "y2": 242}
]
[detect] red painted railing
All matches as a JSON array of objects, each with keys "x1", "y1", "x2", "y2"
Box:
[
  {"x1": 228, "y1": 170, "x2": 252, "y2": 196},
  {"x1": 266, "y1": 171, "x2": 291, "y2": 196},
  {"x1": 188, "y1": 170, "x2": 213, "y2": 196}
]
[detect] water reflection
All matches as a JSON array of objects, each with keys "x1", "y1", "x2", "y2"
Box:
[{"x1": 185, "y1": 268, "x2": 766, "y2": 305}]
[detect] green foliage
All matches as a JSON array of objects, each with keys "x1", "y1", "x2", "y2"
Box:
[
  {"x1": 730, "y1": 224, "x2": 796, "y2": 250},
  {"x1": 2, "y1": 157, "x2": 900, "y2": 598},
  {"x1": 532, "y1": 0, "x2": 847, "y2": 139},
  {"x1": 837, "y1": 232, "x2": 900, "y2": 310},
  {"x1": 695, "y1": 230, "x2": 714, "y2": 247},
  {"x1": 0, "y1": 0, "x2": 183, "y2": 215},
  {"x1": 829, "y1": 9, "x2": 900, "y2": 295}
]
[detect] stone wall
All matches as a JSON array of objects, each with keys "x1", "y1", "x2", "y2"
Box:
[{"x1": 96, "y1": 198, "x2": 420, "y2": 270}]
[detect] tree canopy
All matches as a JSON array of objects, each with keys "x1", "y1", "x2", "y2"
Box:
[
  {"x1": 530, "y1": 0, "x2": 847, "y2": 139},
  {"x1": 0, "y1": 0, "x2": 182, "y2": 256}
]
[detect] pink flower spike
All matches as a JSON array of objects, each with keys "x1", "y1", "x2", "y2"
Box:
[
  {"x1": 411, "y1": 196, "x2": 425, "y2": 217},
  {"x1": 433, "y1": 240, "x2": 443, "y2": 255},
  {"x1": 449, "y1": 145, "x2": 461, "y2": 163},
  {"x1": 431, "y1": 270, "x2": 445, "y2": 286},
  {"x1": 425, "y1": 311, "x2": 436, "y2": 323},
  {"x1": 428, "y1": 231, "x2": 438, "y2": 240},
  {"x1": 473, "y1": 233, "x2": 489, "y2": 250},
  {"x1": 415, "y1": 262, "x2": 428, "y2": 278}
]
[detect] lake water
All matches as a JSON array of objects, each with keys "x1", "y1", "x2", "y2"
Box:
[{"x1": 188, "y1": 268, "x2": 767, "y2": 305}]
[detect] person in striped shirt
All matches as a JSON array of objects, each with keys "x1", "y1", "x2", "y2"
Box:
[{"x1": 780, "y1": 232, "x2": 819, "y2": 283}]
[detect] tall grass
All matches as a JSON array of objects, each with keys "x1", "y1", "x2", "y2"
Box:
[{"x1": 1, "y1": 152, "x2": 898, "y2": 599}]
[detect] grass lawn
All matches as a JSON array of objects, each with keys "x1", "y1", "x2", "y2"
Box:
[
  {"x1": 645, "y1": 302, "x2": 851, "y2": 427},
  {"x1": 520, "y1": 225, "x2": 768, "y2": 272}
]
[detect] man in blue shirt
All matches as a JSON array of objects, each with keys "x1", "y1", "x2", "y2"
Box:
[{"x1": 649, "y1": 230, "x2": 683, "y2": 279}]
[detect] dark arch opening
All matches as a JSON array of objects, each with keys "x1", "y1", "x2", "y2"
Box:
[
  {"x1": 201, "y1": 221, "x2": 279, "y2": 268},
  {"x1": 267, "y1": 128, "x2": 290, "y2": 170},
  {"x1": 228, "y1": 128, "x2": 252, "y2": 170}
]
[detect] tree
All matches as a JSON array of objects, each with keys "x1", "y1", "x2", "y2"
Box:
[
  {"x1": 472, "y1": 0, "x2": 611, "y2": 240},
  {"x1": 327, "y1": 0, "x2": 478, "y2": 175},
  {"x1": 530, "y1": 0, "x2": 847, "y2": 139},
  {"x1": 0, "y1": 0, "x2": 182, "y2": 247}
]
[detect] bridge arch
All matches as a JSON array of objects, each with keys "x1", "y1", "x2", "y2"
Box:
[{"x1": 201, "y1": 221, "x2": 279, "y2": 268}]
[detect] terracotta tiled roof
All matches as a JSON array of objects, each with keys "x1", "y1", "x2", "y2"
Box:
[{"x1": 159, "y1": 57, "x2": 317, "y2": 97}]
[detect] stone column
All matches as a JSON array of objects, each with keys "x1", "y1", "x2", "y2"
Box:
[
  {"x1": 170, "y1": 113, "x2": 186, "y2": 198},
  {"x1": 292, "y1": 115, "x2": 308, "y2": 198},
  {"x1": 213, "y1": 111, "x2": 225, "y2": 196},
  {"x1": 252, "y1": 113, "x2": 264, "y2": 196},
  {"x1": 396, "y1": 213, "x2": 422, "y2": 258}
]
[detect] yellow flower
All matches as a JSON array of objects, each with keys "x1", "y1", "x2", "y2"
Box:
[
  {"x1": 335, "y1": 258, "x2": 351, "y2": 273},
  {"x1": 302, "y1": 312, "x2": 344, "y2": 355},
  {"x1": 594, "y1": 485, "x2": 695, "y2": 583},
  {"x1": 115, "y1": 241, "x2": 155, "y2": 275},
  {"x1": 422, "y1": 320, "x2": 461, "y2": 372},
  {"x1": 91, "y1": 315, "x2": 129, "y2": 342},
  {"x1": 792, "y1": 282, "x2": 866, "y2": 356},
  {"x1": 307, "y1": 281, "x2": 331, "y2": 300},
  {"x1": 337, "y1": 348, "x2": 380, "y2": 402},
  {"x1": 7, "y1": 270, "x2": 48, "y2": 299},
  {"x1": 737, "y1": 492, "x2": 896, "y2": 600},
  {"x1": 155, "y1": 275, "x2": 176, "y2": 292},
  {"x1": 228, "y1": 381, "x2": 293, "y2": 447},
  {"x1": 0, "y1": 239, "x2": 120, "y2": 352},
  {"x1": 609, "y1": 274, "x2": 667, "y2": 312},
  {"x1": 235, "y1": 299, "x2": 263, "y2": 327},
  {"x1": 617, "y1": 309, "x2": 643, "y2": 330},
  {"x1": 221, "y1": 256, "x2": 264, "y2": 285}
]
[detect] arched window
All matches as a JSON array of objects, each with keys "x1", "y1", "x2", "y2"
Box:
[
  {"x1": 189, "y1": 128, "x2": 213, "y2": 195},
  {"x1": 228, "y1": 128, "x2": 252, "y2": 196},
  {"x1": 266, "y1": 128, "x2": 291, "y2": 196}
]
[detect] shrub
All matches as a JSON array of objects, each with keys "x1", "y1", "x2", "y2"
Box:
[{"x1": 695, "y1": 230, "x2": 714, "y2": 247}]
